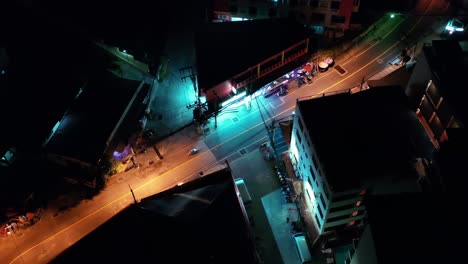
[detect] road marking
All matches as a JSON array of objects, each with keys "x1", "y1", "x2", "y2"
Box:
[
  {"x1": 342, "y1": 17, "x2": 405, "y2": 66},
  {"x1": 284, "y1": 17, "x2": 405, "y2": 97},
  {"x1": 9, "y1": 153, "x2": 211, "y2": 263},
  {"x1": 10, "y1": 3, "x2": 432, "y2": 263}
]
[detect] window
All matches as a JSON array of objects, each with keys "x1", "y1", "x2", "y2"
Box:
[
  {"x1": 351, "y1": 211, "x2": 358, "y2": 217},
  {"x1": 331, "y1": 1, "x2": 340, "y2": 10},
  {"x1": 347, "y1": 221, "x2": 356, "y2": 226},
  {"x1": 296, "y1": 130, "x2": 302, "y2": 143},
  {"x1": 311, "y1": 153, "x2": 318, "y2": 167},
  {"x1": 306, "y1": 189, "x2": 312, "y2": 201},
  {"x1": 355, "y1": 201, "x2": 362, "y2": 207},
  {"x1": 320, "y1": 193, "x2": 327, "y2": 210},
  {"x1": 308, "y1": 177, "x2": 313, "y2": 188},
  {"x1": 317, "y1": 203, "x2": 324, "y2": 219},
  {"x1": 310, "y1": 13, "x2": 325, "y2": 24},
  {"x1": 331, "y1": 15, "x2": 346, "y2": 24},
  {"x1": 319, "y1": 0, "x2": 329, "y2": 8},
  {"x1": 315, "y1": 214, "x2": 322, "y2": 228},
  {"x1": 323, "y1": 183, "x2": 329, "y2": 199},
  {"x1": 309, "y1": 166, "x2": 316, "y2": 181},
  {"x1": 298, "y1": 116, "x2": 304, "y2": 131}
]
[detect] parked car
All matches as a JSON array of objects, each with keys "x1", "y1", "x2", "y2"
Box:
[{"x1": 263, "y1": 82, "x2": 288, "y2": 98}]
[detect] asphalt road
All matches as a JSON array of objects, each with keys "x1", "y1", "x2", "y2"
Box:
[
  {"x1": 1, "y1": 1, "x2": 450, "y2": 263},
  {"x1": 203, "y1": 0, "x2": 446, "y2": 162}
]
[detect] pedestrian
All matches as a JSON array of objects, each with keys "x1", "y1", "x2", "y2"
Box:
[{"x1": 286, "y1": 217, "x2": 290, "y2": 223}]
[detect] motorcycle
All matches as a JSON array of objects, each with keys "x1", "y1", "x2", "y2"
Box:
[{"x1": 188, "y1": 148, "x2": 199, "y2": 155}]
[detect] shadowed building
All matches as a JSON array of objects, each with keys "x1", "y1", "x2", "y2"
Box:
[
  {"x1": 347, "y1": 193, "x2": 466, "y2": 264},
  {"x1": 44, "y1": 72, "x2": 151, "y2": 187},
  {"x1": 211, "y1": 0, "x2": 361, "y2": 36},
  {"x1": 196, "y1": 18, "x2": 310, "y2": 111},
  {"x1": 51, "y1": 166, "x2": 260, "y2": 264},
  {"x1": 405, "y1": 39, "x2": 468, "y2": 150},
  {"x1": 289, "y1": 86, "x2": 434, "y2": 245}
]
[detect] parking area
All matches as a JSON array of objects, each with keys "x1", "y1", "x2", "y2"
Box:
[{"x1": 230, "y1": 149, "x2": 312, "y2": 264}]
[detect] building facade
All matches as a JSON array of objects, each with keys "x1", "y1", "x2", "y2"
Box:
[
  {"x1": 288, "y1": 87, "x2": 433, "y2": 242},
  {"x1": 406, "y1": 40, "x2": 467, "y2": 150},
  {"x1": 195, "y1": 18, "x2": 310, "y2": 108},
  {"x1": 44, "y1": 74, "x2": 151, "y2": 187},
  {"x1": 289, "y1": 107, "x2": 366, "y2": 236},
  {"x1": 213, "y1": 0, "x2": 360, "y2": 35}
]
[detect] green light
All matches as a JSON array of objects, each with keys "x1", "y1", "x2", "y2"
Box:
[{"x1": 390, "y1": 14, "x2": 395, "y2": 18}]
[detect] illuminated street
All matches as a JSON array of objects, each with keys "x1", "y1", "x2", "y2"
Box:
[{"x1": 0, "y1": 0, "x2": 455, "y2": 263}]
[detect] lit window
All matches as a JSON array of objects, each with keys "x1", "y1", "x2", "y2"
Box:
[
  {"x1": 359, "y1": 190, "x2": 366, "y2": 196},
  {"x1": 355, "y1": 201, "x2": 362, "y2": 207},
  {"x1": 347, "y1": 221, "x2": 355, "y2": 226},
  {"x1": 352, "y1": 211, "x2": 358, "y2": 217}
]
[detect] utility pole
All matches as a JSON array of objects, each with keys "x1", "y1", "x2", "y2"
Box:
[
  {"x1": 128, "y1": 184, "x2": 137, "y2": 204},
  {"x1": 152, "y1": 144, "x2": 164, "y2": 160},
  {"x1": 213, "y1": 91, "x2": 220, "y2": 128}
]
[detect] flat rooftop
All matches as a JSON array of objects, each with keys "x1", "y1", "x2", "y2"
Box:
[
  {"x1": 297, "y1": 86, "x2": 433, "y2": 192},
  {"x1": 52, "y1": 167, "x2": 258, "y2": 263},
  {"x1": 195, "y1": 18, "x2": 309, "y2": 89},
  {"x1": 46, "y1": 73, "x2": 148, "y2": 165}
]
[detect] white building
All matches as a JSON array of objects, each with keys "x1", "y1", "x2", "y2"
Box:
[{"x1": 289, "y1": 86, "x2": 433, "y2": 241}]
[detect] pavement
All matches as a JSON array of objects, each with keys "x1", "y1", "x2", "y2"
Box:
[{"x1": 229, "y1": 148, "x2": 305, "y2": 264}]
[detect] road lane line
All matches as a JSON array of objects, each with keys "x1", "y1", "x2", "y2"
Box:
[
  {"x1": 342, "y1": 16, "x2": 405, "y2": 66},
  {"x1": 9, "y1": 152, "x2": 215, "y2": 263},
  {"x1": 10, "y1": 3, "x2": 432, "y2": 263}
]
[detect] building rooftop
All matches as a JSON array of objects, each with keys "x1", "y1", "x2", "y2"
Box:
[
  {"x1": 297, "y1": 86, "x2": 433, "y2": 193},
  {"x1": 195, "y1": 18, "x2": 309, "y2": 90},
  {"x1": 1, "y1": 3, "x2": 129, "y2": 150},
  {"x1": 363, "y1": 193, "x2": 466, "y2": 264},
  {"x1": 51, "y1": 167, "x2": 258, "y2": 264},
  {"x1": 45, "y1": 72, "x2": 149, "y2": 165}
]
